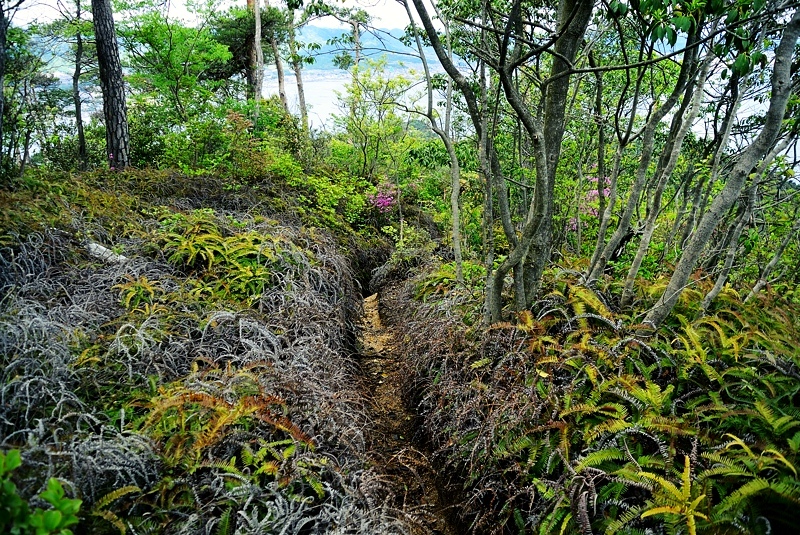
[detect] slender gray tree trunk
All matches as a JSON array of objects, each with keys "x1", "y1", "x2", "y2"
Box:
[
  {"x1": 644, "y1": 8, "x2": 800, "y2": 328},
  {"x1": 620, "y1": 52, "x2": 708, "y2": 306},
  {"x1": 702, "y1": 137, "x2": 793, "y2": 311},
  {"x1": 744, "y1": 216, "x2": 800, "y2": 303},
  {"x1": 521, "y1": 0, "x2": 594, "y2": 304},
  {"x1": 288, "y1": 11, "x2": 308, "y2": 132},
  {"x1": 587, "y1": 40, "x2": 699, "y2": 283},
  {"x1": 699, "y1": 193, "x2": 753, "y2": 314},
  {"x1": 246, "y1": 0, "x2": 265, "y2": 103},
  {"x1": 402, "y1": 0, "x2": 462, "y2": 282},
  {"x1": 271, "y1": 38, "x2": 288, "y2": 112},
  {"x1": 685, "y1": 76, "x2": 742, "y2": 257}
]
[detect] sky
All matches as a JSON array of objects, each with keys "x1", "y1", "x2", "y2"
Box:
[{"x1": 11, "y1": 0, "x2": 413, "y2": 30}]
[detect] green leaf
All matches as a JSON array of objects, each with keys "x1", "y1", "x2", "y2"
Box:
[
  {"x1": 651, "y1": 24, "x2": 667, "y2": 42},
  {"x1": 1, "y1": 450, "x2": 22, "y2": 475},
  {"x1": 642, "y1": 505, "x2": 682, "y2": 518},
  {"x1": 732, "y1": 54, "x2": 750, "y2": 76},
  {"x1": 667, "y1": 27, "x2": 678, "y2": 47},
  {"x1": 42, "y1": 509, "x2": 63, "y2": 531},
  {"x1": 39, "y1": 479, "x2": 65, "y2": 506},
  {"x1": 672, "y1": 15, "x2": 692, "y2": 33}
]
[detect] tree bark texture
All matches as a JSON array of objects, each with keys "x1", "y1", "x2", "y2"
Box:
[
  {"x1": 270, "y1": 38, "x2": 288, "y2": 113},
  {"x1": 521, "y1": 0, "x2": 594, "y2": 304},
  {"x1": 92, "y1": 0, "x2": 130, "y2": 169},
  {"x1": 288, "y1": 12, "x2": 308, "y2": 132},
  {"x1": 247, "y1": 0, "x2": 264, "y2": 101}
]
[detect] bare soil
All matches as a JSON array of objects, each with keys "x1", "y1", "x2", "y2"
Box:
[{"x1": 359, "y1": 293, "x2": 460, "y2": 535}]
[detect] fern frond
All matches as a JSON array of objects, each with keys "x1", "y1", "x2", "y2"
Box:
[
  {"x1": 713, "y1": 477, "x2": 770, "y2": 516},
  {"x1": 93, "y1": 509, "x2": 128, "y2": 534},
  {"x1": 604, "y1": 503, "x2": 646, "y2": 534},
  {"x1": 92, "y1": 485, "x2": 141, "y2": 512},
  {"x1": 574, "y1": 448, "x2": 624, "y2": 472},
  {"x1": 215, "y1": 507, "x2": 233, "y2": 535},
  {"x1": 569, "y1": 285, "x2": 612, "y2": 317}
]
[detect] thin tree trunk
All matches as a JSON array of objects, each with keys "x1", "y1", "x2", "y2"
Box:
[
  {"x1": 411, "y1": 0, "x2": 498, "y2": 315},
  {"x1": 288, "y1": 11, "x2": 308, "y2": 132},
  {"x1": 620, "y1": 51, "x2": 708, "y2": 307},
  {"x1": 744, "y1": 216, "x2": 800, "y2": 303},
  {"x1": 644, "y1": 8, "x2": 800, "y2": 328},
  {"x1": 587, "y1": 40, "x2": 699, "y2": 283},
  {"x1": 590, "y1": 51, "x2": 605, "y2": 255},
  {"x1": 92, "y1": 0, "x2": 130, "y2": 169},
  {"x1": 246, "y1": 0, "x2": 265, "y2": 103},
  {"x1": 683, "y1": 75, "x2": 742, "y2": 253},
  {"x1": 663, "y1": 169, "x2": 695, "y2": 257},
  {"x1": 703, "y1": 137, "x2": 793, "y2": 311},
  {"x1": 19, "y1": 128, "x2": 30, "y2": 175},
  {"x1": 479, "y1": 65, "x2": 496, "y2": 321},
  {"x1": 271, "y1": 38, "x2": 288, "y2": 112},
  {"x1": 402, "y1": 0, "x2": 462, "y2": 282},
  {"x1": 677, "y1": 176, "x2": 705, "y2": 250},
  {"x1": 699, "y1": 193, "x2": 753, "y2": 314},
  {"x1": 521, "y1": 0, "x2": 594, "y2": 304},
  {"x1": 73, "y1": 13, "x2": 87, "y2": 170},
  {"x1": 586, "y1": 34, "x2": 647, "y2": 279},
  {"x1": 352, "y1": 19, "x2": 360, "y2": 66}
]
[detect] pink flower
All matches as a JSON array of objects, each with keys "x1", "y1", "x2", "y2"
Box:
[{"x1": 368, "y1": 186, "x2": 398, "y2": 213}]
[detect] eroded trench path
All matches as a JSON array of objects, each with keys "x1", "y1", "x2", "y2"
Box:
[{"x1": 358, "y1": 293, "x2": 460, "y2": 535}]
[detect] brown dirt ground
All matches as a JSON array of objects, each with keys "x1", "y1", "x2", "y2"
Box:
[{"x1": 360, "y1": 293, "x2": 460, "y2": 535}]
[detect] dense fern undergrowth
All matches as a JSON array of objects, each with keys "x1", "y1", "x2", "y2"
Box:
[
  {"x1": 0, "y1": 166, "x2": 411, "y2": 534},
  {"x1": 2, "y1": 134, "x2": 800, "y2": 535},
  {"x1": 383, "y1": 260, "x2": 800, "y2": 534}
]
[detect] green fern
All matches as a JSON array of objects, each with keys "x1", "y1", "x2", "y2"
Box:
[
  {"x1": 214, "y1": 507, "x2": 233, "y2": 535},
  {"x1": 574, "y1": 448, "x2": 625, "y2": 472},
  {"x1": 638, "y1": 457, "x2": 708, "y2": 535}
]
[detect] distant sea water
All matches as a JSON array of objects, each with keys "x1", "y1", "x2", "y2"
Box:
[
  {"x1": 262, "y1": 63, "x2": 438, "y2": 131},
  {"x1": 263, "y1": 69, "x2": 351, "y2": 130}
]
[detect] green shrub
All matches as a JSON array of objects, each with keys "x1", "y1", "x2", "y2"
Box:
[{"x1": 1, "y1": 450, "x2": 82, "y2": 535}]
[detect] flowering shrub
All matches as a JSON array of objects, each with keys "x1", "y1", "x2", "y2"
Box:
[{"x1": 367, "y1": 184, "x2": 398, "y2": 213}]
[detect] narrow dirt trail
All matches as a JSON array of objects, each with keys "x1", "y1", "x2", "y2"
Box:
[{"x1": 359, "y1": 293, "x2": 459, "y2": 535}]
